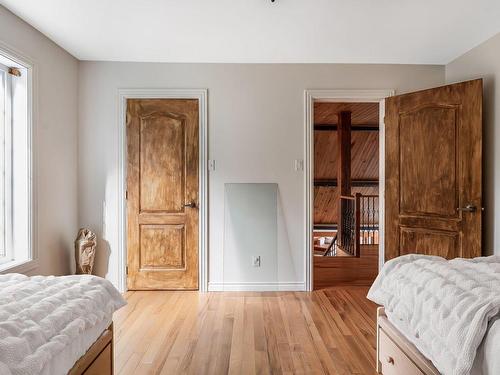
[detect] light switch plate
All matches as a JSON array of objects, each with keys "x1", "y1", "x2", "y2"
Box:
[
  {"x1": 208, "y1": 159, "x2": 216, "y2": 171},
  {"x1": 294, "y1": 159, "x2": 304, "y2": 172}
]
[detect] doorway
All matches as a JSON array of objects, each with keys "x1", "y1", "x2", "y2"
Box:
[
  {"x1": 313, "y1": 102, "x2": 380, "y2": 288},
  {"x1": 305, "y1": 81, "x2": 483, "y2": 290},
  {"x1": 304, "y1": 90, "x2": 394, "y2": 291},
  {"x1": 118, "y1": 89, "x2": 208, "y2": 292}
]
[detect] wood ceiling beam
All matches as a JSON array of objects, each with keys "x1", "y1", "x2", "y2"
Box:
[
  {"x1": 337, "y1": 111, "x2": 352, "y2": 197},
  {"x1": 314, "y1": 179, "x2": 379, "y2": 187},
  {"x1": 314, "y1": 224, "x2": 338, "y2": 230},
  {"x1": 314, "y1": 124, "x2": 379, "y2": 131}
]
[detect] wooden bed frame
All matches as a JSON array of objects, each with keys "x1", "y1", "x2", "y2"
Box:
[
  {"x1": 376, "y1": 308, "x2": 439, "y2": 375},
  {"x1": 68, "y1": 323, "x2": 114, "y2": 375}
]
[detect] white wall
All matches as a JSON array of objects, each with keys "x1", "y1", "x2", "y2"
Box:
[
  {"x1": 1, "y1": 1, "x2": 496, "y2": 286},
  {"x1": 0, "y1": 6, "x2": 79, "y2": 275},
  {"x1": 78, "y1": 62, "x2": 444, "y2": 289},
  {"x1": 446, "y1": 32, "x2": 500, "y2": 256}
]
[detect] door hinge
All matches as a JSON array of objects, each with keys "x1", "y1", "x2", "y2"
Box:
[
  {"x1": 126, "y1": 266, "x2": 129, "y2": 275},
  {"x1": 125, "y1": 190, "x2": 128, "y2": 200}
]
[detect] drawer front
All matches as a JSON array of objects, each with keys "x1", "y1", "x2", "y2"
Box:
[
  {"x1": 379, "y1": 330, "x2": 423, "y2": 375},
  {"x1": 84, "y1": 344, "x2": 112, "y2": 375}
]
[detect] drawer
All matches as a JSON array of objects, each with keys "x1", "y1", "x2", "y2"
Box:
[
  {"x1": 83, "y1": 343, "x2": 112, "y2": 375},
  {"x1": 379, "y1": 329, "x2": 424, "y2": 375}
]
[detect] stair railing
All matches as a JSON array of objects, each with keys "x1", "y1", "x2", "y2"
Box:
[
  {"x1": 338, "y1": 193, "x2": 379, "y2": 256},
  {"x1": 338, "y1": 194, "x2": 360, "y2": 256}
]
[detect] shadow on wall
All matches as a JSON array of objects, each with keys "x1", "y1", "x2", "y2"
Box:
[
  {"x1": 57, "y1": 235, "x2": 71, "y2": 275},
  {"x1": 483, "y1": 74, "x2": 496, "y2": 256},
  {"x1": 277, "y1": 188, "x2": 299, "y2": 282},
  {"x1": 93, "y1": 237, "x2": 111, "y2": 278},
  {"x1": 81, "y1": 164, "x2": 116, "y2": 279}
]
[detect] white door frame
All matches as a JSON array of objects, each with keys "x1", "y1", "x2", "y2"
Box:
[
  {"x1": 117, "y1": 89, "x2": 208, "y2": 293},
  {"x1": 304, "y1": 89, "x2": 394, "y2": 291}
]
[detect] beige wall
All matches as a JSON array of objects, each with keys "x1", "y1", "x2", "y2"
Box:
[
  {"x1": 1, "y1": 0, "x2": 497, "y2": 286},
  {"x1": 0, "y1": 6, "x2": 79, "y2": 275},
  {"x1": 78, "y1": 62, "x2": 444, "y2": 289},
  {"x1": 446, "y1": 32, "x2": 500, "y2": 256},
  {"x1": 0, "y1": 1, "x2": 445, "y2": 288}
]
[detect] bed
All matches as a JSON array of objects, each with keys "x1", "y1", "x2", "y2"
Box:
[
  {"x1": 368, "y1": 254, "x2": 500, "y2": 375},
  {"x1": 0, "y1": 273, "x2": 126, "y2": 375}
]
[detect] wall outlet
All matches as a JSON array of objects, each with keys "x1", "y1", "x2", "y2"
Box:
[{"x1": 252, "y1": 255, "x2": 261, "y2": 267}]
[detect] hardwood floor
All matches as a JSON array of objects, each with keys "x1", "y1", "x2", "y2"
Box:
[
  {"x1": 114, "y1": 287, "x2": 378, "y2": 375},
  {"x1": 314, "y1": 245, "x2": 379, "y2": 289}
]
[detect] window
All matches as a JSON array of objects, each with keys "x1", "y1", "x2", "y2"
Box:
[{"x1": 0, "y1": 51, "x2": 33, "y2": 272}]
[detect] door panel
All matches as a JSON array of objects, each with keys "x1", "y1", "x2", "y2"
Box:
[
  {"x1": 127, "y1": 99, "x2": 199, "y2": 290},
  {"x1": 385, "y1": 80, "x2": 482, "y2": 261},
  {"x1": 140, "y1": 224, "x2": 185, "y2": 269},
  {"x1": 140, "y1": 114, "x2": 185, "y2": 212},
  {"x1": 399, "y1": 105, "x2": 458, "y2": 217},
  {"x1": 399, "y1": 227, "x2": 458, "y2": 259}
]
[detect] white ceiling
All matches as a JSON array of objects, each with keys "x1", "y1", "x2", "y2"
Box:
[{"x1": 2, "y1": 0, "x2": 500, "y2": 64}]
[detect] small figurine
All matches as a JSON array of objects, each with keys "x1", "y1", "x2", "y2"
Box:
[{"x1": 75, "y1": 228, "x2": 97, "y2": 275}]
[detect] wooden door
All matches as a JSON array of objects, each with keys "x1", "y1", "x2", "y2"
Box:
[
  {"x1": 385, "y1": 79, "x2": 482, "y2": 261},
  {"x1": 127, "y1": 99, "x2": 199, "y2": 290}
]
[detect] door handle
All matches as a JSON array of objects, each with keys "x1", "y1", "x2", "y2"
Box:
[
  {"x1": 184, "y1": 202, "x2": 197, "y2": 208},
  {"x1": 457, "y1": 204, "x2": 477, "y2": 212}
]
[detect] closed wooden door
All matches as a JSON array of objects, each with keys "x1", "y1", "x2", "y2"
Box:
[
  {"x1": 127, "y1": 99, "x2": 199, "y2": 290},
  {"x1": 385, "y1": 79, "x2": 482, "y2": 261}
]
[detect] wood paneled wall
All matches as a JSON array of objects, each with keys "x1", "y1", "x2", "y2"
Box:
[{"x1": 314, "y1": 102, "x2": 379, "y2": 225}]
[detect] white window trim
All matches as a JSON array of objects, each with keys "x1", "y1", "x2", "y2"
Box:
[
  {"x1": 0, "y1": 41, "x2": 37, "y2": 274},
  {"x1": 0, "y1": 62, "x2": 13, "y2": 265}
]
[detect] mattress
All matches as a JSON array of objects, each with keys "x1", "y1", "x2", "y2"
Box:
[
  {"x1": 368, "y1": 254, "x2": 500, "y2": 375},
  {"x1": 471, "y1": 316, "x2": 500, "y2": 375},
  {"x1": 385, "y1": 313, "x2": 500, "y2": 375},
  {"x1": 39, "y1": 314, "x2": 112, "y2": 375},
  {"x1": 0, "y1": 273, "x2": 126, "y2": 375}
]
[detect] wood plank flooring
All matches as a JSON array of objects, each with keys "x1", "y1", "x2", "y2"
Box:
[
  {"x1": 114, "y1": 287, "x2": 378, "y2": 375},
  {"x1": 314, "y1": 246, "x2": 379, "y2": 289}
]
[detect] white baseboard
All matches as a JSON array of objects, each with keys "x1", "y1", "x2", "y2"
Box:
[{"x1": 207, "y1": 281, "x2": 306, "y2": 292}]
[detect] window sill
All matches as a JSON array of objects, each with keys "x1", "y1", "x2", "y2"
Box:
[{"x1": 0, "y1": 259, "x2": 39, "y2": 274}]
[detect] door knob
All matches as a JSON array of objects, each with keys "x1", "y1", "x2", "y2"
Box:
[
  {"x1": 457, "y1": 204, "x2": 477, "y2": 212},
  {"x1": 184, "y1": 202, "x2": 197, "y2": 208}
]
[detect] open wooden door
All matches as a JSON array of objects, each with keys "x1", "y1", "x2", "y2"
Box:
[{"x1": 385, "y1": 80, "x2": 482, "y2": 261}]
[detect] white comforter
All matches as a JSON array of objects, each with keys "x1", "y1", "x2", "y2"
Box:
[
  {"x1": 0, "y1": 273, "x2": 126, "y2": 375},
  {"x1": 367, "y1": 254, "x2": 500, "y2": 375}
]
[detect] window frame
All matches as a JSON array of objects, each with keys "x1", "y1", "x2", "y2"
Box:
[
  {"x1": 0, "y1": 62, "x2": 13, "y2": 265},
  {"x1": 0, "y1": 43, "x2": 37, "y2": 274}
]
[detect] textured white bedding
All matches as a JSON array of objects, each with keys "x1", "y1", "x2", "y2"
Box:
[
  {"x1": 368, "y1": 254, "x2": 500, "y2": 375},
  {"x1": 0, "y1": 273, "x2": 126, "y2": 375},
  {"x1": 471, "y1": 316, "x2": 500, "y2": 375}
]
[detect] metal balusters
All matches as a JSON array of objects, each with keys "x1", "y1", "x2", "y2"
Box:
[
  {"x1": 338, "y1": 194, "x2": 379, "y2": 257},
  {"x1": 359, "y1": 195, "x2": 379, "y2": 245},
  {"x1": 338, "y1": 195, "x2": 357, "y2": 256}
]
